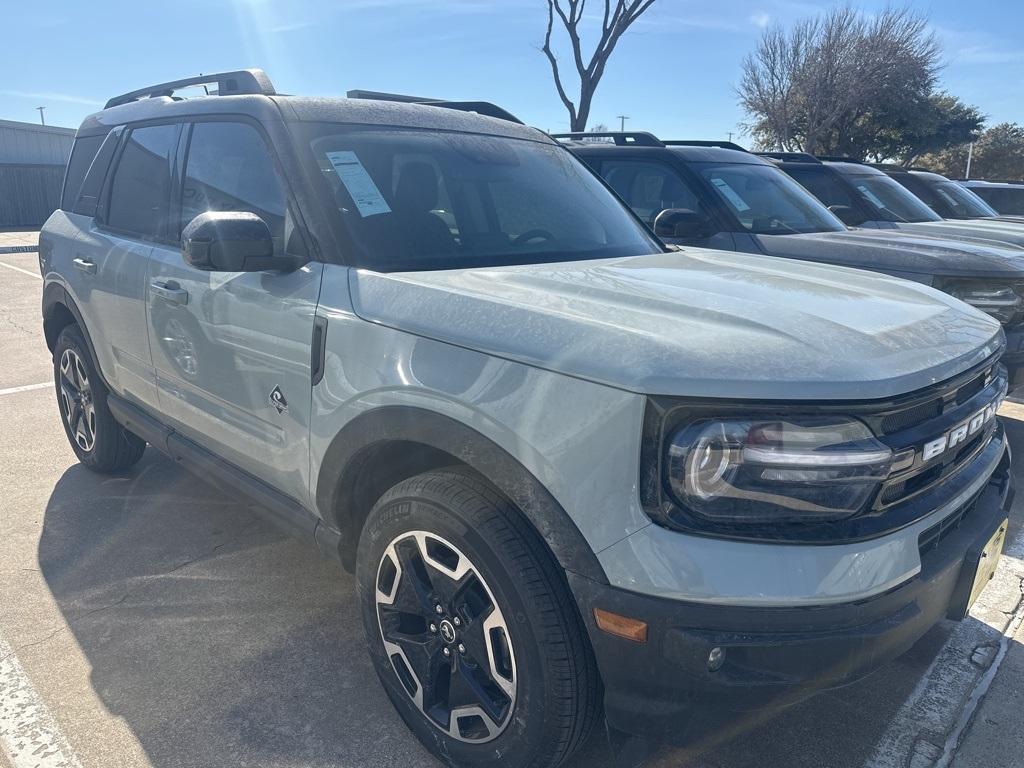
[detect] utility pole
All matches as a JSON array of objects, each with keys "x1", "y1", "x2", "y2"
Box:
[
  {"x1": 617, "y1": 115, "x2": 629, "y2": 131},
  {"x1": 965, "y1": 142, "x2": 974, "y2": 180},
  {"x1": 35, "y1": 106, "x2": 46, "y2": 126},
  {"x1": 727, "y1": 131, "x2": 734, "y2": 142}
]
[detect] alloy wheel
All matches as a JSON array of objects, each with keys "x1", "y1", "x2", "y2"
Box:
[
  {"x1": 59, "y1": 348, "x2": 96, "y2": 452},
  {"x1": 375, "y1": 531, "x2": 517, "y2": 743}
]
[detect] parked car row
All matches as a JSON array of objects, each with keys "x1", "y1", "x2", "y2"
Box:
[
  {"x1": 40, "y1": 71, "x2": 1015, "y2": 768},
  {"x1": 559, "y1": 133, "x2": 1024, "y2": 384},
  {"x1": 962, "y1": 179, "x2": 1024, "y2": 217}
]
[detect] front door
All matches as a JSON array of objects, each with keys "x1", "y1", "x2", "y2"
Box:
[{"x1": 146, "y1": 119, "x2": 322, "y2": 505}]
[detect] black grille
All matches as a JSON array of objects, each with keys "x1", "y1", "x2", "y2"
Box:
[
  {"x1": 881, "y1": 399, "x2": 942, "y2": 434},
  {"x1": 876, "y1": 367, "x2": 990, "y2": 437}
]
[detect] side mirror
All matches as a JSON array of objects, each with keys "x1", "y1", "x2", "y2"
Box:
[
  {"x1": 182, "y1": 211, "x2": 300, "y2": 272},
  {"x1": 653, "y1": 208, "x2": 715, "y2": 239},
  {"x1": 827, "y1": 204, "x2": 866, "y2": 227}
]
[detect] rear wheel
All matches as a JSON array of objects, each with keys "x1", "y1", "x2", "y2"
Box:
[
  {"x1": 53, "y1": 325, "x2": 146, "y2": 472},
  {"x1": 356, "y1": 470, "x2": 601, "y2": 768}
]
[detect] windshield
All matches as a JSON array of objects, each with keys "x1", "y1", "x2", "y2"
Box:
[
  {"x1": 845, "y1": 173, "x2": 943, "y2": 222},
  {"x1": 301, "y1": 124, "x2": 659, "y2": 271},
  {"x1": 695, "y1": 163, "x2": 846, "y2": 234},
  {"x1": 928, "y1": 178, "x2": 1000, "y2": 218}
]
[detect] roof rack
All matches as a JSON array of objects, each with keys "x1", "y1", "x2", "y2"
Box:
[
  {"x1": 105, "y1": 69, "x2": 276, "y2": 109},
  {"x1": 662, "y1": 139, "x2": 748, "y2": 152},
  {"x1": 549, "y1": 131, "x2": 664, "y2": 147},
  {"x1": 346, "y1": 90, "x2": 523, "y2": 124},
  {"x1": 756, "y1": 151, "x2": 822, "y2": 164},
  {"x1": 815, "y1": 156, "x2": 865, "y2": 164}
]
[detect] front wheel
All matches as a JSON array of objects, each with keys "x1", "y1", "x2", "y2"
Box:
[{"x1": 356, "y1": 470, "x2": 601, "y2": 768}]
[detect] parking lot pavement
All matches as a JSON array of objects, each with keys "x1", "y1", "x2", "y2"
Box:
[{"x1": 2, "y1": 247, "x2": 1023, "y2": 768}]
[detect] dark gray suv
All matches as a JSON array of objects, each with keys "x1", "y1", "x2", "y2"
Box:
[{"x1": 563, "y1": 133, "x2": 1024, "y2": 385}]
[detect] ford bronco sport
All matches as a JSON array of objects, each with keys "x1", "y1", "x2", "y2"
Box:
[
  {"x1": 40, "y1": 71, "x2": 1013, "y2": 768},
  {"x1": 764, "y1": 152, "x2": 1024, "y2": 249},
  {"x1": 561, "y1": 133, "x2": 1024, "y2": 386},
  {"x1": 871, "y1": 165, "x2": 1024, "y2": 223}
]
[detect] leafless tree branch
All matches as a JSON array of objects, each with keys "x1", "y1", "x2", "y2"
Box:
[{"x1": 542, "y1": 0, "x2": 660, "y2": 131}]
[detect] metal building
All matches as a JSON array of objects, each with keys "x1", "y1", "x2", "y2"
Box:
[{"x1": 0, "y1": 119, "x2": 75, "y2": 228}]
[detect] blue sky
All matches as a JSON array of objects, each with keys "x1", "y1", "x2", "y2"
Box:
[{"x1": 2, "y1": 0, "x2": 1021, "y2": 140}]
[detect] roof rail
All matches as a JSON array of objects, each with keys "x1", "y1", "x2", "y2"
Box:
[
  {"x1": 105, "y1": 69, "x2": 276, "y2": 109},
  {"x1": 549, "y1": 131, "x2": 664, "y2": 147},
  {"x1": 662, "y1": 139, "x2": 748, "y2": 152},
  {"x1": 346, "y1": 90, "x2": 523, "y2": 124},
  {"x1": 756, "y1": 151, "x2": 822, "y2": 164},
  {"x1": 815, "y1": 156, "x2": 865, "y2": 164}
]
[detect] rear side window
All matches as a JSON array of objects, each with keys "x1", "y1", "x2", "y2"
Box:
[
  {"x1": 180, "y1": 121, "x2": 287, "y2": 250},
  {"x1": 61, "y1": 135, "x2": 104, "y2": 211},
  {"x1": 106, "y1": 124, "x2": 179, "y2": 238}
]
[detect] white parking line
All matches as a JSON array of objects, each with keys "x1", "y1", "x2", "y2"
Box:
[
  {"x1": 0, "y1": 636, "x2": 82, "y2": 768},
  {"x1": 0, "y1": 383, "x2": 51, "y2": 397},
  {"x1": 0, "y1": 261, "x2": 41, "y2": 280}
]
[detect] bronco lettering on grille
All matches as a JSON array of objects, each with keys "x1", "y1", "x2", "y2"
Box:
[{"x1": 921, "y1": 402, "x2": 999, "y2": 462}]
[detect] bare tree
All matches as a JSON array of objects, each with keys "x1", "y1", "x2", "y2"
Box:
[
  {"x1": 542, "y1": 0, "x2": 659, "y2": 132},
  {"x1": 738, "y1": 7, "x2": 941, "y2": 156}
]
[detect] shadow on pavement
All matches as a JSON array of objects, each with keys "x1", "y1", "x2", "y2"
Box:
[{"x1": 38, "y1": 448, "x2": 970, "y2": 768}]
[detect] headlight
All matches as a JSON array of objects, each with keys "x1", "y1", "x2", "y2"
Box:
[
  {"x1": 944, "y1": 281, "x2": 1024, "y2": 325},
  {"x1": 665, "y1": 416, "x2": 892, "y2": 524}
]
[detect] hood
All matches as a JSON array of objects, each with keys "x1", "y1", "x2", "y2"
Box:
[
  {"x1": 899, "y1": 220, "x2": 1024, "y2": 249},
  {"x1": 349, "y1": 250, "x2": 1003, "y2": 400},
  {"x1": 756, "y1": 229, "x2": 1024, "y2": 278}
]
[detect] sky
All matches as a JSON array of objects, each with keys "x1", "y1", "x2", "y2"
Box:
[{"x1": 1, "y1": 0, "x2": 1021, "y2": 141}]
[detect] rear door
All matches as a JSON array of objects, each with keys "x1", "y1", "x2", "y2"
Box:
[
  {"x1": 72, "y1": 123, "x2": 181, "y2": 409},
  {"x1": 146, "y1": 119, "x2": 322, "y2": 505}
]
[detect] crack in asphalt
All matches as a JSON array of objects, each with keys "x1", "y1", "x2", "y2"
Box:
[{"x1": 0, "y1": 518, "x2": 261, "y2": 665}]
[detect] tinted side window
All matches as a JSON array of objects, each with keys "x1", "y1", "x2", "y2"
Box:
[
  {"x1": 72, "y1": 131, "x2": 120, "y2": 217},
  {"x1": 181, "y1": 122, "x2": 286, "y2": 250},
  {"x1": 786, "y1": 167, "x2": 856, "y2": 209},
  {"x1": 106, "y1": 124, "x2": 178, "y2": 238},
  {"x1": 599, "y1": 160, "x2": 701, "y2": 225},
  {"x1": 61, "y1": 135, "x2": 104, "y2": 211}
]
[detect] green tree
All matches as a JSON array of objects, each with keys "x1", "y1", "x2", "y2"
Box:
[
  {"x1": 858, "y1": 93, "x2": 984, "y2": 165},
  {"x1": 918, "y1": 123, "x2": 1024, "y2": 180}
]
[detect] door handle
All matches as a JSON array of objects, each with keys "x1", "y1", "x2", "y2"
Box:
[
  {"x1": 150, "y1": 280, "x2": 189, "y2": 305},
  {"x1": 72, "y1": 257, "x2": 96, "y2": 275}
]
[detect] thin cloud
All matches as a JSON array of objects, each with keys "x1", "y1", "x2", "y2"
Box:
[
  {"x1": 749, "y1": 11, "x2": 771, "y2": 29},
  {"x1": 0, "y1": 90, "x2": 100, "y2": 106}
]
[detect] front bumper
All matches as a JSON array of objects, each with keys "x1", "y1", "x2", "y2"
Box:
[{"x1": 571, "y1": 439, "x2": 1013, "y2": 739}]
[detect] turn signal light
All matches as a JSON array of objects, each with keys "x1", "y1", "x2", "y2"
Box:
[{"x1": 594, "y1": 608, "x2": 648, "y2": 643}]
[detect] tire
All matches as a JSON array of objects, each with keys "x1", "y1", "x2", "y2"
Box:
[
  {"x1": 356, "y1": 470, "x2": 601, "y2": 768},
  {"x1": 53, "y1": 324, "x2": 146, "y2": 473}
]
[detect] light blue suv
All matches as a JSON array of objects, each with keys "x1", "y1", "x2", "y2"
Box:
[{"x1": 40, "y1": 70, "x2": 1014, "y2": 767}]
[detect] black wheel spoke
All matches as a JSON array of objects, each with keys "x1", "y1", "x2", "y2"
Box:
[{"x1": 376, "y1": 531, "x2": 516, "y2": 743}]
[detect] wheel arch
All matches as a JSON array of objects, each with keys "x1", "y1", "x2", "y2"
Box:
[
  {"x1": 315, "y1": 406, "x2": 608, "y2": 584},
  {"x1": 42, "y1": 283, "x2": 100, "y2": 370}
]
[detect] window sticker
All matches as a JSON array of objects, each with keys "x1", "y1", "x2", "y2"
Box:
[
  {"x1": 856, "y1": 183, "x2": 886, "y2": 210},
  {"x1": 710, "y1": 177, "x2": 751, "y2": 211},
  {"x1": 325, "y1": 150, "x2": 392, "y2": 217}
]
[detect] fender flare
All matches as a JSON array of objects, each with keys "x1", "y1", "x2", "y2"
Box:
[
  {"x1": 42, "y1": 282, "x2": 101, "y2": 371},
  {"x1": 315, "y1": 405, "x2": 608, "y2": 584}
]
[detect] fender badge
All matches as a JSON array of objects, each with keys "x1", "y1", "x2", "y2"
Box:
[{"x1": 269, "y1": 386, "x2": 288, "y2": 415}]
